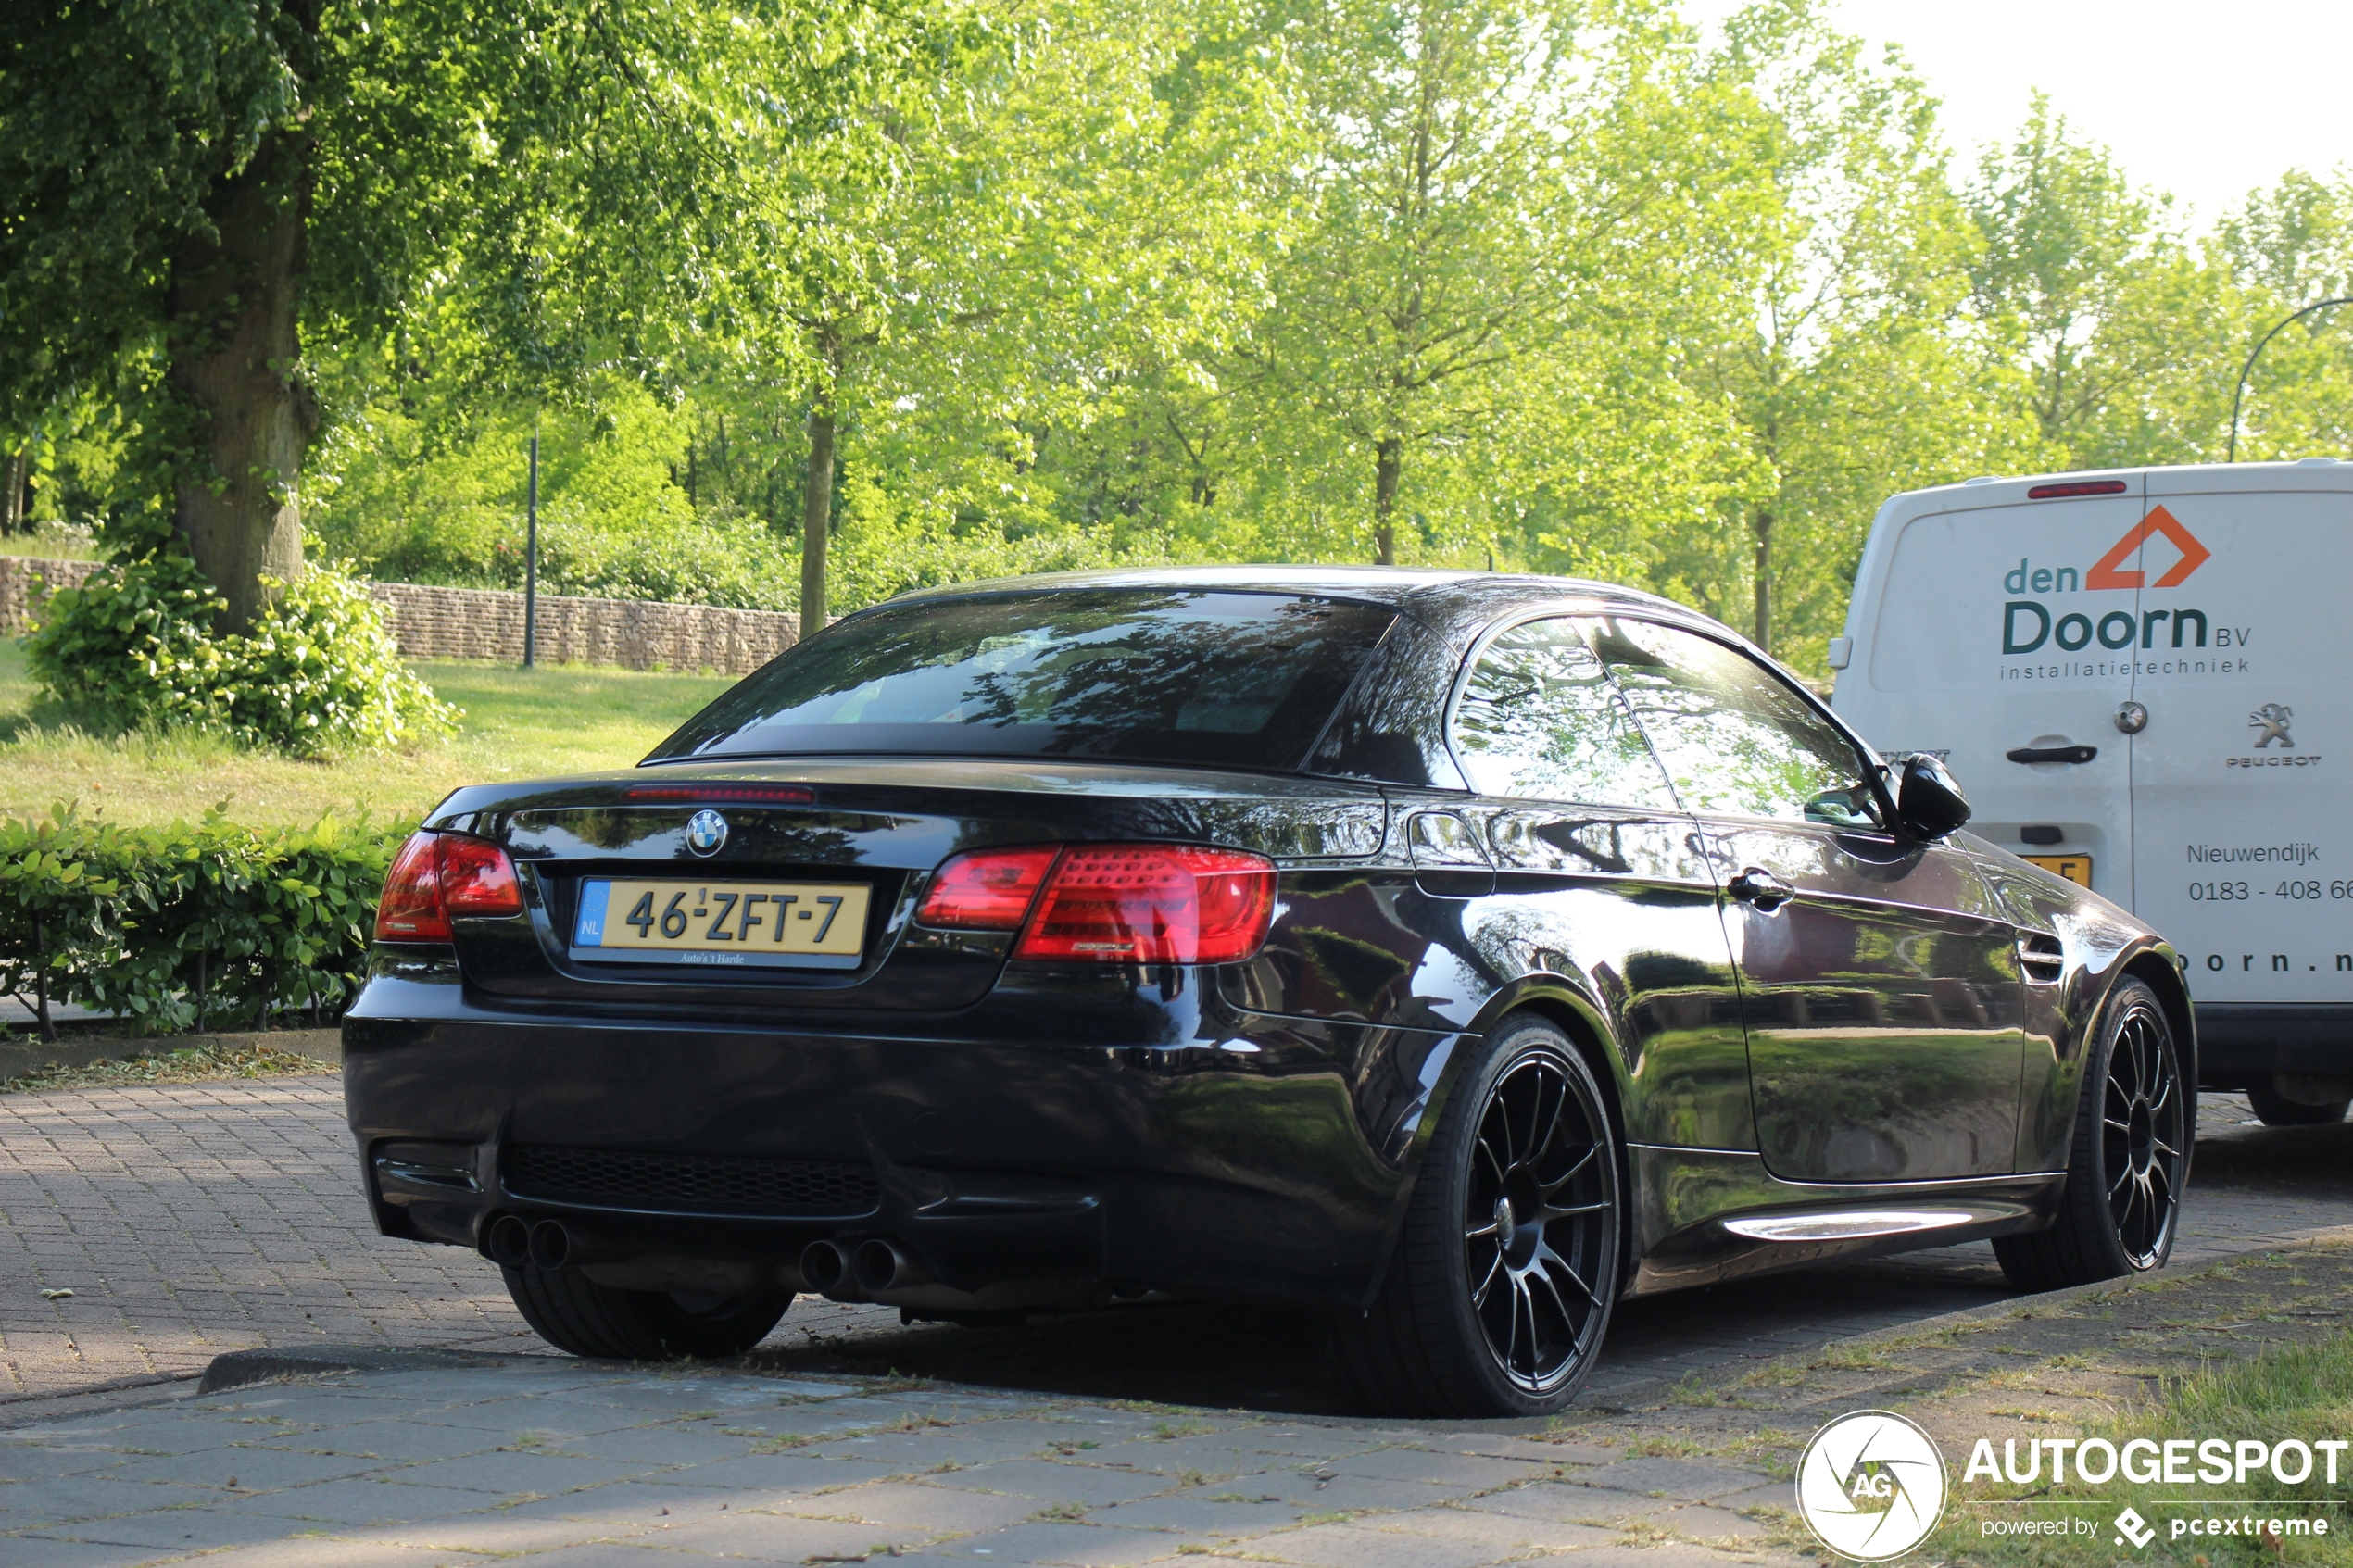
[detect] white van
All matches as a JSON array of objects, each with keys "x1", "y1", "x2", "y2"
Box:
[{"x1": 1831, "y1": 460, "x2": 2353, "y2": 1125}]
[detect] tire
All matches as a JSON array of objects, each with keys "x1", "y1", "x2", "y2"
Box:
[
  {"x1": 1330, "y1": 1014, "x2": 1622, "y2": 1418},
  {"x1": 503, "y1": 1267, "x2": 792, "y2": 1361},
  {"x1": 1994, "y1": 977, "x2": 2190, "y2": 1293},
  {"x1": 2245, "y1": 1079, "x2": 2350, "y2": 1127}
]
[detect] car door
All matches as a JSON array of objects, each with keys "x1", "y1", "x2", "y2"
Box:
[
  {"x1": 1450, "y1": 615, "x2": 1752, "y2": 1151},
  {"x1": 1837, "y1": 479, "x2": 2144, "y2": 907},
  {"x1": 1592, "y1": 616, "x2": 2028, "y2": 1183},
  {"x1": 2131, "y1": 471, "x2": 2353, "y2": 1004}
]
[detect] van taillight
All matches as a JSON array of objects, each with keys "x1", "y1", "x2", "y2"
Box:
[
  {"x1": 2026, "y1": 480, "x2": 2128, "y2": 499},
  {"x1": 374, "y1": 832, "x2": 523, "y2": 943},
  {"x1": 916, "y1": 843, "x2": 1277, "y2": 964}
]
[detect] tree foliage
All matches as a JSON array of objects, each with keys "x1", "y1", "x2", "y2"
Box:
[{"x1": 10, "y1": 0, "x2": 2353, "y2": 679}]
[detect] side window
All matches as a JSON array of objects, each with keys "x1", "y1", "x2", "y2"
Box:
[
  {"x1": 1590, "y1": 619, "x2": 1883, "y2": 829},
  {"x1": 1453, "y1": 618, "x2": 1680, "y2": 811}
]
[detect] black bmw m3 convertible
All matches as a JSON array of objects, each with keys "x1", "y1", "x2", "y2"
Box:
[{"x1": 346, "y1": 567, "x2": 2192, "y2": 1416}]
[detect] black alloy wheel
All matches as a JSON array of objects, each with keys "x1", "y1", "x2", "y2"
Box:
[
  {"x1": 1994, "y1": 977, "x2": 2189, "y2": 1291},
  {"x1": 1464, "y1": 1048, "x2": 1617, "y2": 1394},
  {"x1": 1329, "y1": 1015, "x2": 1622, "y2": 1417},
  {"x1": 2101, "y1": 994, "x2": 2187, "y2": 1267}
]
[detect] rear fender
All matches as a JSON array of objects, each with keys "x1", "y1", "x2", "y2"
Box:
[{"x1": 1353, "y1": 972, "x2": 1633, "y2": 1311}]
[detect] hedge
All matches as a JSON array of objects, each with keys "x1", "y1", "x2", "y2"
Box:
[{"x1": 0, "y1": 806, "x2": 403, "y2": 1042}]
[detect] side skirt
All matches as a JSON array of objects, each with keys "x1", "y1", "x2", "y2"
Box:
[{"x1": 1625, "y1": 1144, "x2": 2066, "y2": 1297}]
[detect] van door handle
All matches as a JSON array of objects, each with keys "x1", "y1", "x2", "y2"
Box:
[
  {"x1": 2006, "y1": 745, "x2": 2098, "y2": 764},
  {"x1": 1728, "y1": 869, "x2": 1794, "y2": 910}
]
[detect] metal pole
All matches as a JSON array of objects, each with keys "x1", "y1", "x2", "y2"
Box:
[
  {"x1": 523, "y1": 427, "x2": 539, "y2": 668},
  {"x1": 2228, "y1": 295, "x2": 2353, "y2": 461}
]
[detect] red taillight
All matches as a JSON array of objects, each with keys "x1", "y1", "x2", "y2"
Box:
[
  {"x1": 373, "y1": 831, "x2": 522, "y2": 942},
  {"x1": 917, "y1": 845, "x2": 1062, "y2": 929},
  {"x1": 1014, "y1": 844, "x2": 1276, "y2": 965},
  {"x1": 375, "y1": 832, "x2": 449, "y2": 941},
  {"x1": 2026, "y1": 479, "x2": 2128, "y2": 499},
  {"x1": 438, "y1": 834, "x2": 523, "y2": 917},
  {"x1": 623, "y1": 784, "x2": 816, "y2": 804}
]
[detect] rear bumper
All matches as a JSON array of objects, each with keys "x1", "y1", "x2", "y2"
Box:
[
  {"x1": 341, "y1": 977, "x2": 1459, "y2": 1312},
  {"x1": 2194, "y1": 1003, "x2": 2353, "y2": 1082}
]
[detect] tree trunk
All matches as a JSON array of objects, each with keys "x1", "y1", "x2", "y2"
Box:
[
  {"x1": 167, "y1": 129, "x2": 313, "y2": 629},
  {"x1": 799, "y1": 403, "x2": 837, "y2": 635},
  {"x1": 1, "y1": 446, "x2": 27, "y2": 534},
  {"x1": 1751, "y1": 508, "x2": 1773, "y2": 653},
  {"x1": 1373, "y1": 437, "x2": 1403, "y2": 566}
]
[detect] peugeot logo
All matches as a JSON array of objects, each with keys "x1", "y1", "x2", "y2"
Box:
[
  {"x1": 2250, "y1": 702, "x2": 2295, "y2": 749},
  {"x1": 685, "y1": 809, "x2": 729, "y2": 856}
]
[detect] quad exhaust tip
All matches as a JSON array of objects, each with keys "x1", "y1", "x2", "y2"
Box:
[
  {"x1": 799, "y1": 1239, "x2": 849, "y2": 1298},
  {"x1": 484, "y1": 1215, "x2": 573, "y2": 1270},
  {"x1": 852, "y1": 1238, "x2": 912, "y2": 1295},
  {"x1": 528, "y1": 1219, "x2": 571, "y2": 1270},
  {"x1": 484, "y1": 1214, "x2": 531, "y2": 1268}
]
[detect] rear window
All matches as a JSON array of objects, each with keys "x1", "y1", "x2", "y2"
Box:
[{"x1": 648, "y1": 589, "x2": 1397, "y2": 770}]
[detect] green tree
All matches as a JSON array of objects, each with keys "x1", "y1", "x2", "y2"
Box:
[
  {"x1": 0, "y1": 0, "x2": 921, "y2": 624},
  {"x1": 1683, "y1": 2, "x2": 2039, "y2": 660}
]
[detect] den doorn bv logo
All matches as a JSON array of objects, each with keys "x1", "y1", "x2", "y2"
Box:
[
  {"x1": 1795, "y1": 1410, "x2": 2345, "y2": 1560},
  {"x1": 1999, "y1": 508, "x2": 2247, "y2": 664}
]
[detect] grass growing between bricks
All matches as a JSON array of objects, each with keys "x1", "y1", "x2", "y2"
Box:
[
  {"x1": 1931, "y1": 1323, "x2": 2353, "y2": 1565},
  {"x1": 0, "y1": 641, "x2": 735, "y2": 828},
  {"x1": 1531, "y1": 1241, "x2": 2353, "y2": 1567},
  {"x1": 0, "y1": 1035, "x2": 333, "y2": 1092}
]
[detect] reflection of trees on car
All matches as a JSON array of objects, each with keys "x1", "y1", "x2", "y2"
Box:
[
  {"x1": 1590, "y1": 618, "x2": 1875, "y2": 824},
  {"x1": 661, "y1": 592, "x2": 1391, "y2": 770}
]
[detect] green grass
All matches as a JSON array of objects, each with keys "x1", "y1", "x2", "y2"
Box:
[
  {"x1": 0, "y1": 641, "x2": 736, "y2": 829},
  {"x1": 3, "y1": 1038, "x2": 336, "y2": 1094},
  {"x1": 1940, "y1": 1328, "x2": 2353, "y2": 1565}
]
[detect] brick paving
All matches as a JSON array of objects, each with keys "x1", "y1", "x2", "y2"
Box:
[
  {"x1": 6, "y1": 1076, "x2": 2353, "y2": 1413},
  {"x1": 6, "y1": 1076, "x2": 2353, "y2": 1565},
  {"x1": 1, "y1": 1361, "x2": 1781, "y2": 1568}
]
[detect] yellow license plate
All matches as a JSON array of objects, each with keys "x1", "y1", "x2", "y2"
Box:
[
  {"x1": 572, "y1": 878, "x2": 870, "y2": 969},
  {"x1": 2022, "y1": 854, "x2": 2092, "y2": 888}
]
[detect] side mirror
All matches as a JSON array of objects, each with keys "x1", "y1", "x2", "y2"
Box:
[{"x1": 1893, "y1": 753, "x2": 1971, "y2": 841}]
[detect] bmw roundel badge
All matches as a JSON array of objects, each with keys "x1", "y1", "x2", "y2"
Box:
[{"x1": 686, "y1": 809, "x2": 729, "y2": 857}]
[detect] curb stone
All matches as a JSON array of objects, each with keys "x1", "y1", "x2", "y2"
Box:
[
  {"x1": 0, "y1": 1025, "x2": 341, "y2": 1084},
  {"x1": 1596, "y1": 1222, "x2": 2353, "y2": 1415},
  {"x1": 196, "y1": 1344, "x2": 525, "y2": 1395},
  {"x1": 186, "y1": 1232, "x2": 2353, "y2": 1411}
]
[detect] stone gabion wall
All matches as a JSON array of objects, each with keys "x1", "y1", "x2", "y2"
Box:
[
  {"x1": 363, "y1": 582, "x2": 799, "y2": 674},
  {"x1": 0, "y1": 555, "x2": 98, "y2": 633},
  {"x1": 0, "y1": 558, "x2": 799, "y2": 676}
]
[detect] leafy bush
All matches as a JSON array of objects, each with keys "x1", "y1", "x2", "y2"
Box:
[
  {"x1": 212, "y1": 568, "x2": 457, "y2": 753},
  {"x1": 23, "y1": 549, "x2": 456, "y2": 755},
  {"x1": 19, "y1": 545, "x2": 224, "y2": 728},
  {"x1": 0, "y1": 806, "x2": 399, "y2": 1041}
]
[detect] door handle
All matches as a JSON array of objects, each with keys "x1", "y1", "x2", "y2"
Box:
[
  {"x1": 2006, "y1": 745, "x2": 2097, "y2": 764},
  {"x1": 1728, "y1": 868, "x2": 1794, "y2": 910}
]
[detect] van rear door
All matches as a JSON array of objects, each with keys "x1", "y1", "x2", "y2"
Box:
[
  {"x1": 2130, "y1": 466, "x2": 2353, "y2": 1008},
  {"x1": 1839, "y1": 475, "x2": 2144, "y2": 907}
]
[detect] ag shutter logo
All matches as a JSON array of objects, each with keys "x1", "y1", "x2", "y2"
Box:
[{"x1": 1796, "y1": 1411, "x2": 1948, "y2": 1561}]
